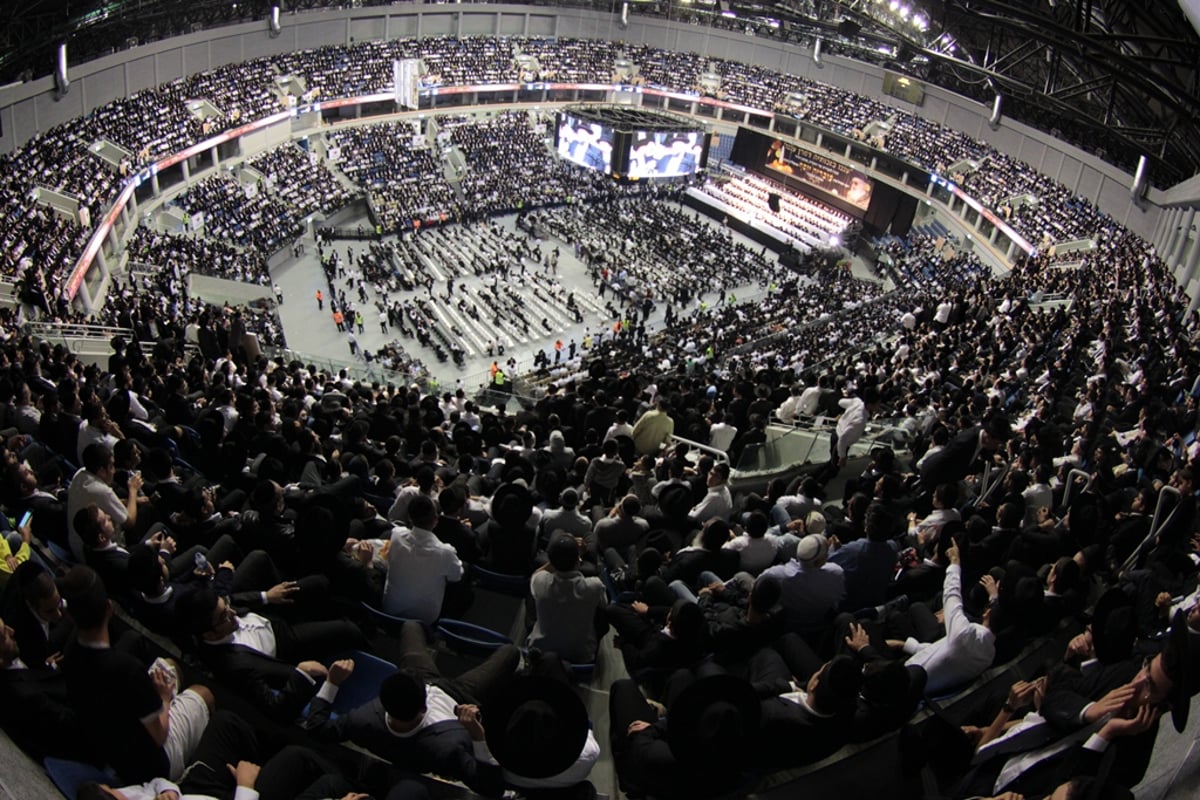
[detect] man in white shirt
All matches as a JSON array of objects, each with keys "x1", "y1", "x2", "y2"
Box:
[
  {"x1": 831, "y1": 386, "x2": 880, "y2": 469},
  {"x1": 76, "y1": 403, "x2": 124, "y2": 465},
  {"x1": 797, "y1": 376, "x2": 826, "y2": 418},
  {"x1": 775, "y1": 384, "x2": 805, "y2": 424},
  {"x1": 706, "y1": 410, "x2": 738, "y2": 455},
  {"x1": 895, "y1": 541, "x2": 996, "y2": 695},
  {"x1": 383, "y1": 494, "x2": 464, "y2": 623},
  {"x1": 67, "y1": 444, "x2": 146, "y2": 562},
  {"x1": 690, "y1": 462, "x2": 733, "y2": 524}
]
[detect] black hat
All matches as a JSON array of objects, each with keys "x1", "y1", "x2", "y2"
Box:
[
  {"x1": 1165, "y1": 610, "x2": 1191, "y2": 733},
  {"x1": 983, "y1": 414, "x2": 1012, "y2": 442},
  {"x1": 1090, "y1": 589, "x2": 1137, "y2": 665},
  {"x1": 667, "y1": 674, "x2": 761, "y2": 766},
  {"x1": 483, "y1": 676, "x2": 589, "y2": 778},
  {"x1": 490, "y1": 481, "x2": 534, "y2": 527}
]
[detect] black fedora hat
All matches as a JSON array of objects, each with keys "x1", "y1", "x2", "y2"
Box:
[
  {"x1": 667, "y1": 674, "x2": 761, "y2": 766},
  {"x1": 1090, "y1": 589, "x2": 1138, "y2": 665},
  {"x1": 490, "y1": 480, "x2": 534, "y2": 527},
  {"x1": 484, "y1": 676, "x2": 590, "y2": 778}
]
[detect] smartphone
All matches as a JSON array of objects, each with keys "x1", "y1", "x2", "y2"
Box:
[{"x1": 18, "y1": 510, "x2": 32, "y2": 529}]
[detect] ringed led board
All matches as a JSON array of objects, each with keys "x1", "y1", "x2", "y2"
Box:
[
  {"x1": 556, "y1": 113, "x2": 615, "y2": 174},
  {"x1": 627, "y1": 131, "x2": 704, "y2": 179}
]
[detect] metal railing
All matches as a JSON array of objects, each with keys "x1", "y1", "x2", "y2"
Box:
[
  {"x1": 1121, "y1": 485, "x2": 1182, "y2": 574},
  {"x1": 732, "y1": 419, "x2": 912, "y2": 475},
  {"x1": 1060, "y1": 468, "x2": 1093, "y2": 509}
]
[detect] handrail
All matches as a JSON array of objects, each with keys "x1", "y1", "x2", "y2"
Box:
[
  {"x1": 1121, "y1": 485, "x2": 1182, "y2": 574},
  {"x1": 25, "y1": 321, "x2": 135, "y2": 336},
  {"x1": 1060, "y1": 468, "x2": 1093, "y2": 509},
  {"x1": 668, "y1": 434, "x2": 730, "y2": 464},
  {"x1": 977, "y1": 460, "x2": 1011, "y2": 508}
]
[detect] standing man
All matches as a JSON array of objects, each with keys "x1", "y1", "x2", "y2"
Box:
[
  {"x1": 830, "y1": 386, "x2": 879, "y2": 473},
  {"x1": 315, "y1": 289, "x2": 323, "y2": 310}
]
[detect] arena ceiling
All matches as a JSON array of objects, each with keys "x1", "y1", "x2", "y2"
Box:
[{"x1": 3, "y1": 0, "x2": 1199, "y2": 186}]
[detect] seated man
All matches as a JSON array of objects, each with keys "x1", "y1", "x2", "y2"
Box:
[
  {"x1": 125, "y1": 541, "x2": 282, "y2": 637},
  {"x1": 3, "y1": 561, "x2": 72, "y2": 669},
  {"x1": 526, "y1": 533, "x2": 608, "y2": 663},
  {"x1": 0, "y1": 611, "x2": 89, "y2": 760},
  {"x1": 751, "y1": 646, "x2": 862, "y2": 768},
  {"x1": 79, "y1": 713, "x2": 376, "y2": 800},
  {"x1": 303, "y1": 619, "x2": 519, "y2": 796},
  {"x1": 67, "y1": 443, "x2": 147, "y2": 562},
  {"x1": 760, "y1": 533, "x2": 845, "y2": 635},
  {"x1": 60, "y1": 565, "x2": 215, "y2": 784},
  {"x1": 383, "y1": 494, "x2": 464, "y2": 623},
  {"x1": 175, "y1": 582, "x2": 366, "y2": 722}
]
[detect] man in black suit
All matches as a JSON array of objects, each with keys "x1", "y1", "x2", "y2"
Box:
[
  {"x1": 303, "y1": 620, "x2": 517, "y2": 795},
  {"x1": 74, "y1": 505, "x2": 201, "y2": 597},
  {"x1": 175, "y1": 583, "x2": 367, "y2": 722},
  {"x1": 3, "y1": 561, "x2": 72, "y2": 669},
  {"x1": 750, "y1": 646, "x2": 861, "y2": 768},
  {"x1": 610, "y1": 672, "x2": 761, "y2": 799},
  {"x1": 919, "y1": 416, "x2": 1011, "y2": 491},
  {"x1": 125, "y1": 540, "x2": 272, "y2": 636},
  {"x1": 0, "y1": 611, "x2": 89, "y2": 760},
  {"x1": 956, "y1": 610, "x2": 1191, "y2": 798}
]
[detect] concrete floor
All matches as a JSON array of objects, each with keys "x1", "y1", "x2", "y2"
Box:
[{"x1": 268, "y1": 203, "x2": 820, "y2": 394}]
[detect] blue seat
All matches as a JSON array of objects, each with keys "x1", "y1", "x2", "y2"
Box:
[
  {"x1": 567, "y1": 661, "x2": 596, "y2": 681},
  {"x1": 436, "y1": 618, "x2": 512, "y2": 656},
  {"x1": 327, "y1": 649, "x2": 398, "y2": 713},
  {"x1": 360, "y1": 601, "x2": 431, "y2": 632},
  {"x1": 46, "y1": 540, "x2": 75, "y2": 564},
  {"x1": 44, "y1": 757, "x2": 115, "y2": 799},
  {"x1": 471, "y1": 564, "x2": 528, "y2": 597}
]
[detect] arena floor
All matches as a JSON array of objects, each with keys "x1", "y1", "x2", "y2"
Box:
[{"x1": 268, "y1": 202, "x2": 885, "y2": 394}]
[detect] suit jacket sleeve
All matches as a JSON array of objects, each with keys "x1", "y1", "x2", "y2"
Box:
[
  {"x1": 216, "y1": 648, "x2": 319, "y2": 722},
  {"x1": 300, "y1": 694, "x2": 353, "y2": 742}
]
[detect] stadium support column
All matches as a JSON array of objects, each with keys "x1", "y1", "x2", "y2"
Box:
[
  {"x1": 212, "y1": 145, "x2": 220, "y2": 168},
  {"x1": 1163, "y1": 207, "x2": 1185, "y2": 259},
  {"x1": 108, "y1": 226, "x2": 121, "y2": 258},
  {"x1": 151, "y1": 169, "x2": 161, "y2": 196},
  {"x1": 1151, "y1": 207, "x2": 1169, "y2": 251},
  {"x1": 181, "y1": 159, "x2": 191, "y2": 183},
  {"x1": 120, "y1": 204, "x2": 131, "y2": 230},
  {"x1": 1159, "y1": 207, "x2": 1179, "y2": 255},
  {"x1": 1181, "y1": 232, "x2": 1200, "y2": 289},
  {"x1": 1172, "y1": 207, "x2": 1195, "y2": 268}
]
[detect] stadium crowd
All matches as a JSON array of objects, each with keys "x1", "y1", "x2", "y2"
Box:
[
  {"x1": 0, "y1": 28, "x2": 1198, "y2": 800},
  {"x1": 0, "y1": 34, "x2": 1137, "y2": 304}
]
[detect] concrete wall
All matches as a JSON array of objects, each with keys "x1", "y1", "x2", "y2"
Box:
[{"x1": 0, "y1": 4, "x2": 1163, "y2": 239}]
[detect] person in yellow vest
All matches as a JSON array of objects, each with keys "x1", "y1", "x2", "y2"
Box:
[{"x1": 583, "y1": 333, "x2": 593, "y2": 350}]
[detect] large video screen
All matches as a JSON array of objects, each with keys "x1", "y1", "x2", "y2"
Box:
[
  {"x1": 627, "y1": 131, "x2": 704, "y2": 178},
  {"x1": 556, "y1": 113, "x2": 615, "y2": 173},
  {"x1": 731, "y1": 127, "x2": 874, "y2": 214},
  {"x1": 765, "y1": 139, "x2": 873, "y2": 210}
]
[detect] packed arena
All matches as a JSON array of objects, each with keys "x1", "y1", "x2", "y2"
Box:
[{"x1": 0, "y1": 6, "x2": 1198, "y2": 800}]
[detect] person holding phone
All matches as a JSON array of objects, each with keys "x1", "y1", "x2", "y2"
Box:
[{"x1": 0, "y1": 510, "x2": 33, "y2": 583}]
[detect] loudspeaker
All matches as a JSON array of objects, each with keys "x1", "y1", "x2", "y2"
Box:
[
  {"x1": 767, "y1": 193, "x2": 781, "y2": 213},
  {"x1": 838, "y1": 19, "x2": 862, "y2": 37}
]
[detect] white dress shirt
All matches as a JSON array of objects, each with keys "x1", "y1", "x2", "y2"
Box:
[
  {"x1": 903, "y1": 564, "x2": 995, "y2": 695},
  {"x1": 835, "y1": 397, "x2": 868, "y2": 460},
  {"x1": 110, "y1": 777, "x2": 259, "y2": 800},
  {"x1": 383, "y1": 525, "x2": 464, "y2": 623}
]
